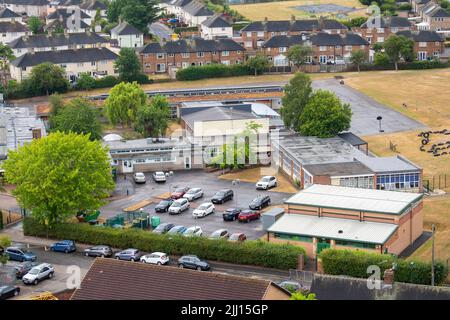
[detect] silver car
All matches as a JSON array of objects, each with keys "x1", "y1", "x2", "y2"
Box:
[
  {"x1": 183, "y1": 188, "x2": 203, "y2": 201},
  {"x1": 84, "y1": 245, "x2": 113, "y2": 258},
  {"x1": 133, "y1": 172, "x2": 146, "y2": 184},
  {"x1": 152, "y1": 171, "x2": 167, "y2": 182},
  {"x1": 168, "y1": 198, "x2": 190, "y2": 215},
  {"x1": 22, "y1": 263, "x2": 54, "y2": 285}
]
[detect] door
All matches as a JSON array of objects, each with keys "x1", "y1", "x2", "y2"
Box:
[
  {"x1": 122, "y1": 160, "x2": 133, "y2": 173},
  {"x1": 316, "y1": 241, "x2": 331, "y2": 254},
  {"x1": 184, "y1": 156, "x2": 191, "y2": 169}
]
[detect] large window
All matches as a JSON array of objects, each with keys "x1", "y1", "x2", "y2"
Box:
[
  {"x1": 339, "y1": 176, "x2": 374, "y2": 189},
  {"x1": 274, "y1": 233, "x2": 313, "y2": 243},
  {"x1": 376, "y1": 173, "x2": 420, "y2": 190},
  {"x1": 335, "y1": 240, "x2": 377, "y2": 249}
]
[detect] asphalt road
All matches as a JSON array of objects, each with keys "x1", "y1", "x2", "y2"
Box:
[{"x1": 149, "y1": 22, "x2": 173, "y2": 41}]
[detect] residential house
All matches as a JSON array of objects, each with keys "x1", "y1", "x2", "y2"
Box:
[
  {"x1": 57, "y1": 0, "x2": 83, "y2": 8},
  {"x1": 139, "y1": 38, "x2": 245, "y2": 74},
  {"x1": 397, "y1": 30, "x2": 444, "y2": 60},
  {"x1": 0, "y1": 7, "x2": 23, "y2": 22},
  {"x1": 181, "y1": 0, "x2": 214, "y2": 27},
  {"x1": 10, "y1": 47, "x2": 119, "y2": 82},
  {"x1": 80, "y1": 0, "x2": 107, "y2": 19},
  {"x1": 45, "y1": 8, "x2": 92, "y2": 33},
  {"x1": 411, "y1": 0, "x2": 433, "y2": 15},
  {"x1": 0, "y1": 21, "x2": 29, "y2": 44},
  {"x1": 200, "y1": 15, "x2": 232, "y2": 40},
  {"x1": 355, "y1": 16, "x2": 413, "y2": 45},
  {"x1": 162, "y1": 0, "x2": 194, "y2": 21},
  {"x1": 1, "y1": 0, "x2": 49, "y2": 18},
  {"x1": 422, "y1": 6, "x2": 450, "y2": 31},
  {"x1": 8, "y1": 32, "x2": 110, "y2": 57},
  {"x1": 110, "y1": 22, "x2": 144, "y2": 48}
]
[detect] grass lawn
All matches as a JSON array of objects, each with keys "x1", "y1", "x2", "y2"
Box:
[{"x1": 231, "y1": 0, "x2": 366, "y2": 21}]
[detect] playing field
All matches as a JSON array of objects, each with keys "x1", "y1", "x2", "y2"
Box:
[{"x1": 231, "y1": 0, "x2": 367, "y2": 21}]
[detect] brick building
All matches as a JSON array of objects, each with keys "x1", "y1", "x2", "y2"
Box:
[
  {"x1": 354, "y1": 16, "x2": 414, "y2": 45},
  {"x1": 422, "y1": 6, "x2": 450, "y2": 31},
  {"x1": 397, "y1": 30, "x2": 445, "y2": 60}
]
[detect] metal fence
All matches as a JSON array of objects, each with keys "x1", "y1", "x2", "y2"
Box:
[
  {"x1": 423, "y1": 174, "x2": 450, "y2": 192},
  {"x1": 264, "y1": 66, "x2": 292, "y2": 73}
]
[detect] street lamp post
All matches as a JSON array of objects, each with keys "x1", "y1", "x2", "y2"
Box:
[
  {"x1": 409, "y1": 261, "x2": 415, "y2": 283},
  {"x1": 232, "y1": 179, "x2": 240, "y2": 208},
  {"x1": 377, "y1": 116, "x2": 384, "y2": 133},
  {"x1": 166, "y1": 171, "x2": 175, "y2": 196},
  {"x1": 431, "y1": 224, "x2": 436, "y2": 286}
]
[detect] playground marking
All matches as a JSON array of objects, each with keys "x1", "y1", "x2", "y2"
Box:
[
  {"x1": 123, "y1": 199, "x2": 153, "y2": 212},
  {"x1": 155, "y1": 192, "x2": 171, "y2": 199}
]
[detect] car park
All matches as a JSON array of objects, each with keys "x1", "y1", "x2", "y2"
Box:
[
  {"x1": 152, "y1": 171, "x2": 167, "y2": 182},
  {"x1": 183, "y1": 226, "x2": 203, "y2": 237},
  {"x1": 0, "y1": 286, "x2": 20, "y2": 300},
  {"x1": 133, "y1": 172, "x2": 146, "y2": 184},
  {"x1": 238, "y1": 209, "x2": 261, "y2": 223},
  {"x1": 14, "y1": 261, "x2": 39, "y2": 279},
  {"x1": 155, "y1": 198, "x2": 174, "y2": 213},
  {"x1": 222, "y1": 208, "x2": 242, "y2": 221},
  {"x1": 228, "y1": 233, "x2": 247, "y2": 242},
  {"x1": 178, "y1": 255, "x2": 210, "y2": 271},
  {"x1": 114, "y1": 249, "x2": 142, "y2": 262},
  {"x1": 167, "y1": 225, "x2": 187, "y2": 235},
  {"x1": 256, "y1": 176, "x2": 277, "y2": 190},
  {"x1": 84, "y1": 245, "x2": 113, "y2": 258},
  {"x1": 192, "y1": 202, "x2": 215, "y2": 218},
  {"x1": 209, "y1": 229, "x2": 230, "y2": 240},
  {"x1": 153, "y1": 222, "x2": 175, "y2": 234},
  {"x1": 168, "y1": 198, "x2": 190, "y2": 214},
  {"x1": 140, "y1": 252, "x2": 169, "y2": 265},
  {"x1": 50, "y1": 240, "x2": 76, "y2": 253},
  {"x1": 171, "y1": 187, "x2": 190, "y2": 199},
  {"x1": 183, "y1": 188, "x2": 204, "y2": 201},
  {"x1": 5, "y1": 247, "x2": 37, "y2": 262},
  {"x1": 211, "y1": 189, "x2": 233, "y2": 204},
  {"x1": 22, "y1": 263, "x2": 54, "y2": 285},
  {"x1": 249, "y1": 195, "x2": 271, "y2": 210}
]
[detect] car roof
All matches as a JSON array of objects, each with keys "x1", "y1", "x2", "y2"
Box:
[
  {"x1": 182, "y1": 255, "x2": 198, "y2": 258},
  {"x1": 217, "y1": 189, "x2": 231, "y2": 192},
  {"x1": 151, "y1": 252, "x2": 166, "y2": 255},
  {"x1": 213, "y1": 228, "x2": 227, "y2": 233},
  {"x1": 36, "y1": 263, "x2": 52, "y2": 268},
  {"x1": 154, "y1": 171, "x2": 165, "y2": 174},
  {"x1": 188, "y1": 187, "x2": 201, "y2": 191}
]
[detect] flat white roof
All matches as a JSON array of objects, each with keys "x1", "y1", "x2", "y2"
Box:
[
  {"x1": 285, "y1": 184, "x2": 422, "y2": 215},
  {"x1": 268, "y1": 214, "x2": 398, "y2": 244}
]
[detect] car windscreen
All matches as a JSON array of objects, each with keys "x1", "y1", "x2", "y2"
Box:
[
  {"x1": 229, "y1": 234, "x2": 239, "y2": 240},
  {"x1": 174, "y1": 188, "x2": 185, "y2": 192},
  {"x1": 155, "y1": 224, "x2": 167, "y2": 230},
  {"x1": 215, "y1": 192, "x2": 225, "y2": 197},
  {"x1": 159, "y1": 200, "x2": 170, "y2": 205},
  {"x1": 261, "y1": 177, "x2": 271, "y2": 182},
  {"x1": 171, "y1": 202, "x2": 181, "y2": 207},
  {"x1": 28, "y1": 269, "x2": 39, "y2": 275},
  {"x1": 198, "y1": 204, "x2": 209, "y2": 210}
]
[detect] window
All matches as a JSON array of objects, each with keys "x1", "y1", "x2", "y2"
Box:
[
  {"x1": 419, "y1": 42, "x2": 427, "y2": 47},
  {"x1": 197, "y1": 52, "x2": 204, "y2": 57},
  {"x1": 221, "y1": 51, "x2": 229, "y2": 56},
  {"x1": 274, "y1": 233, "x2": 313, "y2": 243},
  {"x1": 245, "y1": 41, "x2": 252, "y2": 47},
  {"x1": 157, "y1": 53, "x2": 165, "y2": 59},
  {"x1": 181, "y1": 52, "x2": 189, "y2": 58},
  {"x1": 335, "y1": 240, "x2": 377, "y2": 249},
  {"x1": 100, "y1": 60, "x2": 107, "y2": 65},
  {"x1": 182, "y1": 61, "x2": 189, "y2": 68},
  {"x1": 319, "y1": 55, "x2": 327, "y2": 64},
  {"x1": 91, "y1": 61, "x2": 96, "y2": 66},
  {"x1": 212, "y1": 51, "x2": 217, "y2": 55},
  {"x1": 279, "y1": 47, "x2": 286, "y2": 52},
  {"x1": 156, "y1": 63, "x2": 165, "y2": 72},
  {"x1": 257, "y1": 31, "x2": 264, "y2": 37},
  {"x1": 319, "y1": 46, "x2": 327, "y2": 51},
  {"x1": 77, "y1": 62, "x2": 84, "y2": 67},
  {"x1": 246, "y1": 32, "x2": 252, "y2": 37},
  {"x1": 145, "y1": 63, "x2": 151, "y2": 68},
  {"x1": 418, "y1": 51, "x2": 427, "y2": 60},
  {"x1": 360, "y1": 45, "x2": 365, "y2": 49},
  {"x1": 366, "y1": 36, "x2": 372, "y2": 44},
  {"x1": 376, "y1": 173, "x2": 420, "y2": 190},
  {"x1": 222, "y1": 60, "x2": 230, "y2": 65},
  {"x1": 377, "y1": 28, "x2": 384, "y2": 33},
  {"x1": 377, "y1": 37, "x2": 384, "y2": 43},
  {"x1": 168, "y1": 53, "x2": 174, "y2": 57},
  {"x1": 433, "y1": 51, "x2": 440, "y2": 57}
]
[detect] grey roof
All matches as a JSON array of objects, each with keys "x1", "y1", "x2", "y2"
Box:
[
  {"x1": 140, "y1": 38, "x2": 244, "y2": 54},
  {"x1": 8, "y1": 33, "x2": 109, "y2": 49},
  {"x1": 354, "y1": 153, "x2": 421, "y2": 173},
  {"x1": 105, "y1": 137, "x2": 188, "y2": 153},
  {"x1": 397, "y1": 30, "x2": 444, "y2": 42},
  {"x1": 0, "y1": 7, "x2": 21, "y2": 19},
  {"x1": 2, "y1": 0, "x2": 48, "y2": 5},
  {"x1": 45, "y1": 18, "x2": 89, "y2": 31},
  {"x1": 0, "y1": 21, "x2": 28, "y2": 33},
  {"x1": 58, "y1": 0, "x2": 83, "y2": 6},
  {"x1": 428, "y1": 7, "x2": 450, "y2": 17},
  {"x1": 183, "y1": 1, "x2": 214, "y2": 17},
  {"x1": 337, "y1": 132, "x2": 367, "y2": 146},
  {"x1": 341, "y1": 33, "x2": 369, "y2": 45},
  {"x1": 47, "y1": 8, "x2": 91, "y2": 20},
  {"x1": 242, "y1": 19, "x2": 347, "y2": 33},
  {"x1": 182, "y1": 106, "x2": 257, "y2": 129},
  {"x1": 11, "y1": 47, "x2": 118, "y2": 68},
  {"x1": 262, "y1": 35, "x2": 304, "y2": 48},
  {"x1": 262, "y1": 32, "x2": 368, "y2": 47},
  {"x1": 111, "y1": 22, "x2": 143, "y2": 36},
  {"x1": 80, "y1": 0, "x2": 108, "y2": 11},
  {"x1": 303, "y1": 161, "x2": 373, "y2": 177},
  {"x1": 173, "y1": 0, "x2": 194, "y2": 7},
  {"x1": 202, "y1": 15, "x2": 231, "y2": 28},
  {"x1": 361, "y1": 16, "x2": 412, "y2": 29},
  {"x1": 310, "y1": 32, "x2": 344, "y2": 46}
]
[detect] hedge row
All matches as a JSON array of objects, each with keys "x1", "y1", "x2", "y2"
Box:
[
  {"x1": 176, "y1": 64, "x2": 253, "y2": 81},
  {"x1": 23, "y1": 217, "x2": 305, "y2": 269},
  {"x1": 347, "y1": 60, "x2": 450, "y2": 72},
  {"x1": 320, "y1": 249, "x2": 448, "y2": 286}
]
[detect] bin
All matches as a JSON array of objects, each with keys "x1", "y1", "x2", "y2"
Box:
[{"x1": 151, "y1": 216, "x2": 160, "y2": 228}]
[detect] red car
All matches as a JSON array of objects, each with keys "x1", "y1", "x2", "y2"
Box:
[
  {"x1": 171, "y1": 187, "x2": 190, "y2": 199},
  {"x1": 238, "y1": 210, "x2": 261, "y2": 223}
]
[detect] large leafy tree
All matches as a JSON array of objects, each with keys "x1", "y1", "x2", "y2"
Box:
[
  {"x1": 29, "y1": 62, "x2": 69, "y2": 96},
  {"x1": 384, "y1": 34, "x2": 415, "y2": 71},
  {"x1": 50, "y1": 98, "x2": 102, "y2": 140},
  {"x1": 76, "y1": 72, "x2": 96, "y2": 91},
  {"x1": 0, "y1": 44, "x2": 15, "y2": 87},
  {"x1": 299, "y1": 90, "x2": 352, "y2": 138},
  {"x1": 108, "y1": 0, "x2": 161, "y2": 33},
  {"x1": 134, "y1": 95, "x2": 171, "y2": 137},
  {"x1": 246, "y1": 54, "x2": 270, "y2": 76},
  {"x1": 28, "y1": 16, "x2": 43, "y2": 34},
  {"x1": 3, "y1": 132, "x2": 115, "y2": 227},
  {"x1": 280, "y1": 72, "x2": 312, "y2": 131},
  {"x1": 104, "y1": 81, "x2": 148, "y2": 126},
  {"x1": 115, "y1": 47, "x2": 142, "y2": 82},
  {"x1": 286, "y1": 44, "x2": 313, "y2": 68},
  {"x1": 349, "y1": 49, "x2": 366, "y2": 72}
]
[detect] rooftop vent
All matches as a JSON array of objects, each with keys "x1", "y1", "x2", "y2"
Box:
[{"x1": 338, "y1": 230, "x2": 343, "y2": 234}]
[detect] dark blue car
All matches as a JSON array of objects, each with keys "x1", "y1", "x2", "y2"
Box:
[
  {"x1": 5, "y1": 247, "x2": 37, "y2": 262},
  {"x1": 50, "y1": 240, "x2": 76, "y2": 253}
]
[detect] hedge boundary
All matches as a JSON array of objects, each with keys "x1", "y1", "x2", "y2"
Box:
[
  {"x1": 23, "y1": 217, "x2": 305, "y2": 269},
  {"x1": 320, "y1": 249, "x2": 448, "y2": 285},
  {"x1": 176, "y1": 64, "x2": 253, "y2": 81}
]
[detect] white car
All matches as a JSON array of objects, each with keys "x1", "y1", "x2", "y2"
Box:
[
  {"x1": 140, "y1": 252, "x2": 169, "y2": 265},
  {"x1": 256, "y1": 176, "x2": 277, "y2": 190},
  {"x1": 192, "y1": 202, "x2": 215, "y2": 218},
  {"x1": 22, "y1": 263, "x2": 54, "y2": 285},
  {"x1": 152, "y1": 171, "x2": 166, "y2": 182},
  {"x1": 133, "y1": 172, "x2": 146, "y2": 184},
  {"x1": 183, "y1": 188, "x2": 203, "y2": 201},
  {"x1": 183, "y1": 226, "x2": 203, "y2": 237},
  {"x1": 168, "y1": 198, "x2": 190, "y2": 214}
]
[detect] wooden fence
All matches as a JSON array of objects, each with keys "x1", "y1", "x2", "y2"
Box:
[{"x1": 0, "y1": 209, "x2": 24, "y2": 229}]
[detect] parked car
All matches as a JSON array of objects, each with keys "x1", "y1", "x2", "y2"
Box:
[
  {"x1": 155, "y1": 198, "x2": 174, "y2": 213},
  {"x1": 238, "y1": 209, "x2": 261, "y2": 223},
  {"x1": 278, "y1": 280, "x2": 303, "y2": 292},
  {"x1": 168, "y1": 198, "x2": 190, "y2": 214},
  {"x1": 183, "y1": 226, "x2": 203, "y2": 237},
  {"x1": 14, "y1": 261, "x2": 39, "y2": 279},
  {"x1": 114, "y1": 249, "x2": 141, "y2": 262},
  {"x1": 5, "y1": 247, "x2": 36, "y2": 262},
  {"x1": 133, "y1": 172, "x2": 146, "y2": 184},
  {"x1": 22, "y1": 263, "x2": 54, "y2": 285},
  {"x1": 153, "y1": 222, "x2": 175, "y2": 234},
  {"x1": 249, "y1": 195, "x2": 271, "y2": 210},
  {"x1": 192, "y1": 202, "x2": 215, "y2": 218},
  {"x1": 222, "y1": 208, "x2": 242, "y2": 221},
  {"x1": 256, "y1": 176, "x2": 277, "y2": 190},
  {"x1": 228, "y1": 233, "x2": 247, "y2": 242},
  {"x1": 50, "y1": 240, "x2": 76, "y2": 253},
  {"x1": 183, "y1": 188, "x2": 203, "y2": 201},
  {"x1": 0, "y1": 286, "x2": 20, "y2": 300},
  {"x1": 178, "y1": 255, "x2": 210, "y2": 271},
  {"x1": 167, "y1": 225, "x2": 187, "y2": 235},
  {"x1": 152, "y1": 171, "x2": 167, "y2": 182},
  {"x1": 171, "y1": 186, "x2": 190, "y2": 199},
  {"x1": 209, "y1": 229, "x2": 230, "y2": 240},
  {"x1": 211, "y1": 189, "x2": 233, "y2": 204},
  {"x1": 140, "y1": 252, "x2": 169, "y2": 265},
  {"x1": 84, "y1": 245, "x2": 113, "y2": 258}
]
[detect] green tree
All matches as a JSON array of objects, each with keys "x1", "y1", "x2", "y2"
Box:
[
  {"x1": 0, "y1": 235, "x2": 11, "y2": 266},
  {"x1": 290, "y1": 292, "x2": 317, "y2": 300},
  {"x1": 50, "y1": 98, "x2": 102, "y2": 140},
  {"x1": 134, "y1": 95, "x2": 171, "y2": 137},
  {"x1": 349, "y1": 49, "x2": 366, "y2": 72},
  {"x1": 286, "y1": 44, "x2": 313, "y2": 68},
  {"x1": 108, "y1": 0, "x2": 161, "y2": 33},
  {"x1": 3, "y1": 132, "x2": 114, "y2": 228},
  {"x1": 49, "y1": 93, "x2": 64, "y2": 116},
  {"x1": 374, "y1": 52, "x2": 390, "y2": 66},
  {"x1": 0, "y1": 44, "x2": 15, "y2": 87},
  {"x1": 115, "y1": 47, "x2": 142, "y2": 82},
  {"x1": 245, "y1": 54, "x2": 270, "y2": 76},
  {"x1": 28, "y1": 16, "x2": 43, "y2": 34},
  {"x1": 104, "y1": 81, "x2": 147, "y2": 126},
  {"x1": 384, "y1": 34, "x2": 415, "y2": 70},
  {"x1": 299, "y1": 90, "x2": 352, "y2": 138},
  {"x1": 29, "y1": 62, "x2": 69, "y2": 95},
  {"x1": 280, "y1": 72, "x2": 312, "y2": 131},
  {"x1": 76, "y1": 72, "x2": 96, "y2": 91},
  {"x1": 372, "y1": 43, "x2": 383, "y2": 53}
]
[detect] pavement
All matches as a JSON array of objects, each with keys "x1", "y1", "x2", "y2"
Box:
[{"x1": 149, "y1": 22, "x2": 173, "y2": 41}]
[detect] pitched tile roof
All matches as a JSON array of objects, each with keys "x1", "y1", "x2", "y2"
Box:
[
  {"x1": 8, "y1": 32, "x2": 109, "y2": 49},
  {"x1": 140, "y1": 38, "x2": 244, "y2": 54},
  {"x1": 0, "y1": 21, "x2": 28, "y2": 33},
  {"x1": 428, "y1": 7, "x2": 450, "y2": 17},
  {"x1": 397, "y1": 30, "x2": 444, "y2": 42},
  {"x1": 2, "y1": 0, "x2": 48, "y2": 5},
  {"x1": 183, "y1": 0, "x2": 214, "y2": 17},
  {"x1": 0, "y1": 7, "x2": 21, "y2": 19},
  {"x1": 45, "y1": 18, "x2": 89, "y2": 31},
  {"x1": 71, "y1": 258, "x2": 289, "y2": 300},
  {"x1": 111, "y1": 22, "x2": 143, "y2": 35},
  {"x1": 11, "y1": 47, "x2": 118, "y2": 68},
  {"x1": 262, "y1": 32, "x2": 367, "y2": 47},
  {"x1": 361, "y1": 16, "x2": 412, "y2": 28},
  {"x1": 80, "y1": 0, "x2": 108, "y2": 11},
  {"x1": 47, "y1": 8, "x2": 91, "y2": 20},
  {"x1": 242, "y1": 19, "x2": 347, "y2": 33},
  {"x1": 202, "y1": 15, "x2": 231, "y2": 28}
]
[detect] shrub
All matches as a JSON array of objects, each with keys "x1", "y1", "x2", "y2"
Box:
[
  {"x1": 93, "y1": 76, "x2": 120, "y2": 89},
  {"x1": 23, "y1": 217, "x2": 306, "y2": 269},
  {"x1": 176, "y1": 64, "x2": 253, "y2": 81},
  {"x1": 320, "y1": 249, "x2": 448, "y2": 285}
]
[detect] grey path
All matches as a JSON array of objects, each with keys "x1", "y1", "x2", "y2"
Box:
[
  {"x1": 149, "y1": 22, "x2": 173, "y2": 41},
  {"x1": 312, "y1": 79, "x2": 425, "y2": 136}
]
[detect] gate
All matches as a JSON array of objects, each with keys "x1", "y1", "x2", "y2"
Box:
[
  {"x1": 288, "y1": 269, "x2": 314, "y2": 290},
  {"x1": 316, "y1": 242, "x2": 330, "y2": 254}
]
